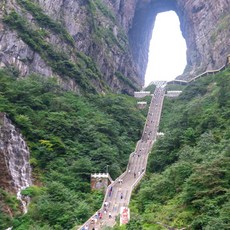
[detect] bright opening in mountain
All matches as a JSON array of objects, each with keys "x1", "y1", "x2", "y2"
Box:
[{"x1": 145, "y1": 11, "x2": 187, "y2": 86}]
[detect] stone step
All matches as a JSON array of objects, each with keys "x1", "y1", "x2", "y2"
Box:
[{"x1": 79, "y1": 87, "x2": 165, "y2": 230}]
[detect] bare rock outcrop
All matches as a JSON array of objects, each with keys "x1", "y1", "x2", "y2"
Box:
[
  {"x1": 0, "y1": 0, "x2": 229, "y2": 90},
  {"x1": 129, "y1": 0, "x2": 230, "y2": 82},
  {"x1": 0, "y1": 112, "x2": 32, "y2": 202}
]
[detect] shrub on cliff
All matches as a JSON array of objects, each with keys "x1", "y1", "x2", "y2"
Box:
[
  {"x1": 0, "y1": 69, "x2": 145, "y2": 229},
  {"x1": 130, "y1": 67, "x2": 230, "y2": 230}
]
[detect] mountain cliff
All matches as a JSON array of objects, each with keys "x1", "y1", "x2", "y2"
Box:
[
  {"x1": 128, "y1": 0, "x2": 230, "y2": 81},
  {"x1": 0, "y1": 69, "x2": 145, "y2": 229},
  {"x1": 0, "y1": 0, "x2": 229, "y2": 92},
  {"x1": 0, "y1": 112, "x2": 32, "y2": 215},
  {"x1": 130, "y1": 67, "x2": 230, "y2": 230},
  {"x1": 0, "y1": 0, "x2": 229, "y2": 229}
]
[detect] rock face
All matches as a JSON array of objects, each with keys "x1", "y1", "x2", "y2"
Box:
[
  {"x1": 128, "y1": 0, "x2": 230, "y2": 81},
  {"x1": 0, "y1": 112, "x2": 32, "y2": 212},
  {"x1": 0, "y1": 0, "x2": 229, "y2": 90},
  {"x1": 0, "y1": 0, "x2": 141, "y2": 94},
  {"x1": 177, "y1": 0, "x2": 230, "y2": 79}
]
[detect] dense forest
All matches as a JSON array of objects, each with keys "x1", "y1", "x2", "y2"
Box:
[
  {"x1": 1, "y1": 0, "x2": 230, "y2": 229},
  {"x1": 0, "y1": 68, "x2": 145, "y2": 229},
  {"x1": 1, "y1": 66, "x2": 230, "y2": 229},
  {"x1": 120, "y1": 67, "x2": 230, "y2": 230}
]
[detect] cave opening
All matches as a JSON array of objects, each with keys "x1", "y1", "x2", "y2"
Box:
[
  {"x1": 145, "y1": 11, "x2": 187, "y2": 86},
  {"x1": 128, "y1": 0, "x2": 188, "y2": 86}
]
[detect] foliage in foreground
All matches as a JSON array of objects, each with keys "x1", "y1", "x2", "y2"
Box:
[
  {"x1": 0, "y1": 69, "x2": 145, "y2": 229},
  {"x1": 128, "y1": 68, "x2": 230, "y2": 229}
]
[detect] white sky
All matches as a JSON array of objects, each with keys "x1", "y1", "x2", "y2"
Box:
[{"x1": 145, "y1": 11, "x2": 187, "y2": 86}]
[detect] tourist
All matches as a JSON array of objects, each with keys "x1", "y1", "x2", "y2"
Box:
[
  {"x1": 113, "y1": 202, "x2": 117, "y2": 211},
  {"x1": 109, "y1": 187, "x2": 112, "y2": 197},
  {"x1": 104, "y1": 201, "x2": 108, "y2": 207}
]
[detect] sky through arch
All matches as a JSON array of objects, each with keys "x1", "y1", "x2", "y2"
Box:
[{"x1": 145, "y1": 11, "x2": 187, "y2": 86}]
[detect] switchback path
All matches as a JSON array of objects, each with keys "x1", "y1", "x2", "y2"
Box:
[{"x1": 79, "y1": 85, "x2": 165, "y2": 230}]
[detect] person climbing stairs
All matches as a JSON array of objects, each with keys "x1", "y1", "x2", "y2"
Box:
[{"x1": 79, "y1": 85, "x2": 165, "y2": 230}]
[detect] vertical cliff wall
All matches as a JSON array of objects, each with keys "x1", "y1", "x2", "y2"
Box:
[
  {"x1": 0, "y1": 113, "x2": 32, "y2": 212},
  {"x1": 0, "y1": 0, "x2": 229, "y2": 90},
  {"x1": 0, "y1": 0, "x2": 141, "y2": 94},
  {"x1": 128, "y1": 0, "x2": 230, "y2": 82}
]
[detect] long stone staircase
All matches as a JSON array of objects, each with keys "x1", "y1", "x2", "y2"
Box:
[{"x1": 79, "y1": 85, "x2": 165, "y2": 230}]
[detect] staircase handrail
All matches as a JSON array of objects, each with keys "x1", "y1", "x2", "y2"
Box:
[
  {"x1": 78, "y1": 88, "x2": 165, "y2": 229},
  {"x1": 167, "y1": 55, "x2": 230, "y2": 86},
  {"x1": 187, "y1": 64, "x2": 226, "y2": 83},
  {"x1": 78, "y1": 139, "x2": 142, "y2": 229}
]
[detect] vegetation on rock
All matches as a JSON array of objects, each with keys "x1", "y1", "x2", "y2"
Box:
[
  {"x1": 4, "y1": 0, "x2": 114, "y2": 94},
  {"x1": 16, "y1": 0, "x2": 75, "y2": 46},
  {"x1": 115, "y1": 72, "x2": 139, "y2": 92},
  {"x1": 3, "y1": 0, "x2": 138, "y2": 94},
  {"x1": 0, "y1": 68, "x2": 145, "y2": 229},
  {"x1": 87, "y1": 0, "x2": 130, "y2": 58},
  {"x1": 127, "y1": 67, "x2": 230, "y2": 230}
]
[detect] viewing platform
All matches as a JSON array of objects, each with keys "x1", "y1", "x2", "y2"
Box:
[
  {"x1": 134, "y1": 91, "x2": 150, "y2": 98},
  {"x1": 165, "y1": 90, "x2": 183, "y2": 97},
  {"x1": 79, "y1": 86, "x2": 165, "y2": 230},
  {"x1": 137, "y1": 101, "x2": 147, "y2": 109},
  {"x1": 91, "y1": 173, "x2": 113, "y2": 192}
]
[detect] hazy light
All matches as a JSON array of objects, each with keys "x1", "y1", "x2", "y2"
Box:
[{"x1": 145, "y1": 11, "x2": 187, "y2": 86}]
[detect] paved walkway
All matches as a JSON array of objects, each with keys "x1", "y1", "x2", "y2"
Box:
[{"x1": 79, "y1": 86, "x2": 165, "y2": 230}]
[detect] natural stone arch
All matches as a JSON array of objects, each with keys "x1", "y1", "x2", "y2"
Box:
[
  {"x1": 128, "y1": 0, "x2": 230, "y2": 84},
  {"x1": 129, "y1": 0, "x2": 179, "y2": 83}
]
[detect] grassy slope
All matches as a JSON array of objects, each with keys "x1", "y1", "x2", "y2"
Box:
[
  {"x1": 0, "y1": 69, "x2": 146, "y2": 229},
  {"x1": 118, "y1": 68, "x2": 230, "y2": 230}
]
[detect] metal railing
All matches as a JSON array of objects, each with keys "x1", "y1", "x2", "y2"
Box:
[
  {"x1": 77, "y1": 141, "x2": 142, "y2": 229},
  {"x1": 78, "y1": 55, "x2": 230, "y2": 229},
  {"x1": 167, "y1": 55, "x2": 230, "y2": 86},
  {"x1": 78, "y1": 88, "x2": 165, "y2": 230}
]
